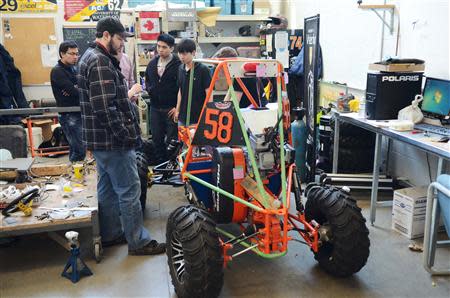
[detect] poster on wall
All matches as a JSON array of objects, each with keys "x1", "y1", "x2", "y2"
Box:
[
  {"x1": 64, "y1": 0, "x2": 123, "y2": 22},
  {"x1": 303, "y1": 14, "x2": 320, "y2": 183},
  {"x1": 0, "y1": 0, "x2": 57, "y2": 13},
  {"x1": 288, "y1": 29, "x2": 303, "y2": 67}
]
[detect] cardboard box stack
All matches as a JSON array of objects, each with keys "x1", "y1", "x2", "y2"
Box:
[{"x1": 392, "y1": 186, "x2": 428, "y2": 239}]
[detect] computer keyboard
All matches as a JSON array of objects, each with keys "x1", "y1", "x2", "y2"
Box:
[{"x1": 414, "y1": 123, "x2": 450, "y2": 137}]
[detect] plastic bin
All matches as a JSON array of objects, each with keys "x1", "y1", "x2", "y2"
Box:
[
  {"x1": 232, "y1": 0, "x2": 252, "y2": 15},
  {"x1": 24, "y1": 127, "x2": 43, "y2": 154}
]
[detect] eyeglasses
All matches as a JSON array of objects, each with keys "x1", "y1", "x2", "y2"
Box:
[{"x1": 66, "y1": 52, "x2": 80, "y2": 56}]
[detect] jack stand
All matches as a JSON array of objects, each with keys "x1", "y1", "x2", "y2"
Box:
[{"x1": 61, "y1": 231, "x2": 93, "y2": 283}]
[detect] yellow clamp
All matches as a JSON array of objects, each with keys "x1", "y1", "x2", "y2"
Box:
[{"x1": 17, "y1": 200, "x2": 33, "y2": 217}]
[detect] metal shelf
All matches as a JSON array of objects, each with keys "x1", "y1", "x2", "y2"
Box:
[
  {"x1": 215, "y1": 15, "x2": 269, "y2": 22},
  {"x1": 136, "y1": 39, "x2": 157, "y2": 44},
  {"x1": 198, "y1": 36, "x2": 260, "y2": 43},
  {"x1": 358, "y1": 3, "x2": 396, "y2": 34}
]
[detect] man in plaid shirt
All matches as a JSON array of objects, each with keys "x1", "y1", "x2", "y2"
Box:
[{"x1": 78, "y1": 17, "x2": 165, "y2": 255}]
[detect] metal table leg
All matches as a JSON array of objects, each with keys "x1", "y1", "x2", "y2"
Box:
[
  {"x1": 428, "y1": 158, "x2": 444, "y2": 267},
  {"x1": 332, "y1": 115, "x2": 340, "y2": 174},
  {"x1": 370, "y1": 133, "x2": 383, "y2": 225},
  {"x1": 91, "y1": 210, "x2": 102, "y2": 263}
]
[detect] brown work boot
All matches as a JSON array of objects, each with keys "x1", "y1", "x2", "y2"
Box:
[{"x1": 128, "y1": 240, "x2": 166, "y2": 255}]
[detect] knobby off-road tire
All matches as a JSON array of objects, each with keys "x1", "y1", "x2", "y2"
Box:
[
  {"x1": 166, "y1": 205, "x2": 224, "y2": 298},
  {"x1": 305, "y1": 184, "x2": 370, "y2": 277}
]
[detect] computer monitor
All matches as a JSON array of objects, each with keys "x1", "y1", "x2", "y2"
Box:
[{"x1": 421, "y1": 77, "x2": 450, "y2": 118}]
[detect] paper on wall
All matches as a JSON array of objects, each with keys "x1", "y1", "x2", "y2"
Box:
[
  {"x1": 274, "y1": 31, "x2": 289, "y2": 50},
  {"x1": 276, "y1": 50, "x2": 289, "y2": 69},
  {"x1": 266, "y1": 34, "x2": 273, "y2": 52},
  {"x1": 40, "y1": 44, "x2": 57, "y2": 68}
]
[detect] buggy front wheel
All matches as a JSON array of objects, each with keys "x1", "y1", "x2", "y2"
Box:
[
  {"x1": 166, "y1": 205, "x2": 224, "y2": 298},
  {"x1": 305, "y1": 184, "x2": 370, "y2": 277}
]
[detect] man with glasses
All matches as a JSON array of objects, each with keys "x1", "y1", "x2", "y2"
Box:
[
  {"x1": 77, "y1": 17, "x2": 165, "y2": 255},
  {"x1": 50, "y1": 40, "x2": 85, "y2": 162}
]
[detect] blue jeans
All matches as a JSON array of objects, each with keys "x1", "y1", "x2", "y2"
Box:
[
  {"x1": 93, "y1": 150, "x2": 151, "y2": 250},
  {"x1": 150, "y1": 106, "x2": 178, "y2": 162},
  {"x1": 59, "y1": 113, "x2": 85, "y2": 162}
]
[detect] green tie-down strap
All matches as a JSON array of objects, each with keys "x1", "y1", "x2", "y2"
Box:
[{"x1": 186, "y1": 62, "x2": 195, "y2": 126}]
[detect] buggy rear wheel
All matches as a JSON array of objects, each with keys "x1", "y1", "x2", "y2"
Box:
[
  {"x1": 166, "y1": 205, "x2": 224, "y2": 298},
  {"x1": 305, "y1": 184, "x2": 370, "y2": 277}
]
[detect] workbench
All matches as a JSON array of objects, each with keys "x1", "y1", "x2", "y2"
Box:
[
  {"x1": 0, "y1": 169, "x2": 102, "y2": 262},
  {"x1": 332, "y1": 112, "x2": 450, "y2": 225}
]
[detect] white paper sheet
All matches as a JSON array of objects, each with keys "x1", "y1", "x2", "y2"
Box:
[
  {"x1": 276, "y1": 50, "x2": 289, "y2": 69},
  {"x1": 266, "y1": 34, "x2": 273, "y2": 52},
  {"x1": 274, "y1": 31, "x2": 289, "y2": 50},
  {"x1": 40, "y1": 44, "x2": 58, "y2": 68}
]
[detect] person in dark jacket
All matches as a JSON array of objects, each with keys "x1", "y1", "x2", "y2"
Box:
[
  {"x1": 0, "y1": 43, "x2": 28, "y2": 125},
  {"x1": 145, "y1": 34, "x2": 180, "y2": 163},
  {"x1": 77, "y1": 17, "x2": 165, "y2": 256},
  {"x1": 174, "y1": 38, "x2": 212, "y2": 125},
  {"x1": 50, "y1": 40, "x2": 85, "y2": 162}
]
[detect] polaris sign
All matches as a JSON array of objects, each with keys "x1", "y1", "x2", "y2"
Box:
[{"x1": 381, "y1": 75, "x2": 421, "y2": 82}]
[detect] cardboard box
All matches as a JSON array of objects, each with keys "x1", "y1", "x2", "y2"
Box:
[
  {"x1": 32, "y1": 119, "x2": 53, "y2": 142},
  {"x1": 369, "y1": 63, "x2": 425, "y2": 72},
  {"x1": 392, "y1": 186, "x2": 440, "y2": 239},
  {"x1": 254, "y1": 0, "x2": 270, "y2": 15}
]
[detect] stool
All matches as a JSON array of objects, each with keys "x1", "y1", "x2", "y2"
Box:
[{"x1": 26, "y1": 114, "x2": 69, "y2": 157}]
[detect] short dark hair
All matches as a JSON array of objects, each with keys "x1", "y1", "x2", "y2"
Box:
[
  {"x1": 59, "y1": 40, "x2": 78, "y2": 58},
  {"x1": 177, "y1": 38, "x2": 196, "y2": 54},
  {"x1": 157, "y1": 34, "x2": 175, "y2": 47},
  {"x1": 212, "y1": 46, "x2": 238, "y2": 58}
]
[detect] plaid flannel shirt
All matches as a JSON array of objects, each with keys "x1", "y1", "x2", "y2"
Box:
[{"x1": 77, "y1": 43, "x2": 140, "y2": 151}]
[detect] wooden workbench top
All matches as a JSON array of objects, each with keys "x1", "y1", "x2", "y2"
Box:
[{"x1": 0, "y1": 169, "x2": 98, "y2": 234}]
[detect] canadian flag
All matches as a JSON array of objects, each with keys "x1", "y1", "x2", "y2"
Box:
[{"x1": 139, "y1": 12, "x2": 160, "y2": 40}]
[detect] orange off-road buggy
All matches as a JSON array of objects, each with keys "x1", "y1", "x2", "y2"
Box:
[{"x1": 153, "y1": 58, "x2": 370, "y2": 298}]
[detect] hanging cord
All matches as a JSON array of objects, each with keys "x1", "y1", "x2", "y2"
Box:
[{"x1": 426, "y1": 152, "x2": 432, "y2": 183}]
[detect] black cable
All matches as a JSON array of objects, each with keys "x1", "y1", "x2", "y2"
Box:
[{"x1": 426, "y1": 152, "x2": 432, "y2": 183}]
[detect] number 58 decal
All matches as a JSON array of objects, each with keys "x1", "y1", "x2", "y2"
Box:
[
  {"x1": 191, "y1": 102, "x2": 244, "y2": 146},
  {"x1": 204, "y1": 109, "x2": 233, "y2": 144}
]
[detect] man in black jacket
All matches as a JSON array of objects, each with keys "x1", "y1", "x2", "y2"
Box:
[
  {"x1": 50, "y1": 41, "x2": 85, "y2": 162},
  {"x1": 145, "y1": 34, "x2": 180, "y2": 164}
]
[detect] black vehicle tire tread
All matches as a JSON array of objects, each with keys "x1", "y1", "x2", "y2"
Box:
[
  {"x1": 305, "y1": 185, "x2": 370, "y2": 277},
  {"x1": 166, "y1": 205, "x2": 224, "y2": 298}
]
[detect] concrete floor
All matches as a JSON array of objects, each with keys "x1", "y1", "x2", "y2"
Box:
[{"x1": 1, "y1": 182, "x2": 450, "y2": 297}]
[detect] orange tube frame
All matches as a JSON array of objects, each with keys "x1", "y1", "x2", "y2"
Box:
[{"x1": 177, "y1": 58, "x2": 319, "y2": 257}]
